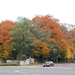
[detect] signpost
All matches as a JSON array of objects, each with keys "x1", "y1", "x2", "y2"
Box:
[{"x1": 22, "y1": 54, "x2": 26, "y2": 67}]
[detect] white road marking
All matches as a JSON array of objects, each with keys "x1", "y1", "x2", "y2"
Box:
[{"x1": 14, "y1": 70, "x2": 20, "y2": 72}]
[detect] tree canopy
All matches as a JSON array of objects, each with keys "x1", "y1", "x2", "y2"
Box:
[{"x1": 0, "y1": 15, "x2": 75, "y2": 62}]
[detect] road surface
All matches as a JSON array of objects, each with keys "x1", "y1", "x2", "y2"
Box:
[{"x1": 0, "y1": 63, "x2": 75, "y2": 75}]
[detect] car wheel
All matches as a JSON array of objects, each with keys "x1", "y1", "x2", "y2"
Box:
[
  {"x1": 43, "y1": 65, "x2": 45, "y2": 67},
  {"x1": 52, "y1": 64, "x2": 54, "y2": 67}
]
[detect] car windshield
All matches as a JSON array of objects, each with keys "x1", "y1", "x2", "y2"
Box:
[{"x1": 46, "y1": 61, "x2": 53, "y2": 64}]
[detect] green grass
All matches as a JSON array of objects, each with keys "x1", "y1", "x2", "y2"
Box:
[{"x1": 0, "y1": 63, "x2": 19, "y2": 66}]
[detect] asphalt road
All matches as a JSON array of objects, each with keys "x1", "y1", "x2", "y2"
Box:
[{"x1": 0, "y1": 63, "x2": 75, "y2": 75}]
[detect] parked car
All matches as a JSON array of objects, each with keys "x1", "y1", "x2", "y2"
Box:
[{"x1": 43, "y1": 61, "x2": 54, "y2": 67}]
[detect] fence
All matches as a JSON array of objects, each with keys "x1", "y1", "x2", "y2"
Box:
[{"x1": 6, "y1": 58, "x2": 34, "y2": 65}]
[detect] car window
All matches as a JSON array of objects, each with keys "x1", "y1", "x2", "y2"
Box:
[{"x1": 46, "y1": 61, "x2": 53, "y2": 64}]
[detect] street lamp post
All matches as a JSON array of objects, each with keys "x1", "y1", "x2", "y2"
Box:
[{"x1": 13, "y1": 49, "x2": 16, "y2": 60}]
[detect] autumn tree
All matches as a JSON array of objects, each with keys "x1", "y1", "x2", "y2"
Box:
[
  {"x1": 0, "y1": 20, "x2": 15, "y2": 60},
  {"x1": 60, "y1": 24, "x2": 75, "y2": 59},
  {"x1": 32, "y1": 39, "x2": 50, "y2": 61},
  {"x1": 31, "y1": 15, "x2": 68, "y2": 61},
  {"x1": 67, "y1": 30, "x2": 75, "y2": 59}
]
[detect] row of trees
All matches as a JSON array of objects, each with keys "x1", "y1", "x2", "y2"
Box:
[{"x1": 0, "y1": 15, "x2": 75, "y2": 62}]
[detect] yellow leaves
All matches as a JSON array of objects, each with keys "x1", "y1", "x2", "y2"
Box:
[
  {"x1": 42, "y1": 43, "x2": 50, "y2": 58},
  {"x1": 66, "y1": 49, "x2": 71, "y2": 59},
  {"x1": 34, "y1": 39, "x2": 42, "y2": 47},
  {"x1": 40, "y1": 42, "x2": 50, "y2": 59},
  {"x1": 34, "y1": 39, "x2": 50, "y2": 58},
  {"x1": 66, "y1": 44, "x2": 74, "y2": 59},
  {"x1": 3, "y1": 44, "x2": 10, "y2": 58}
]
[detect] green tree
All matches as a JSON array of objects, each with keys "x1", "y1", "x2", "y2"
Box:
[
  {"x1": 10, "y1": 17, "x2": 35, "y2": 59},
  {"x1": 49, "y1": 42, "x2": 66, "y2": 62}
]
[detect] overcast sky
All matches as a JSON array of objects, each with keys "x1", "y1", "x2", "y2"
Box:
[{"x1": 0, "y1": 0, "x2": 75, "y2": 24}]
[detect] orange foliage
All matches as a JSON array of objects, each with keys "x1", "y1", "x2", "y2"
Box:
[
  {"x1": 32, "y1": 15, "x2": 67, "y2": 39},
  {"x1": 32, "y1": 15, "x2": 74, "y2": 59},
  {"x1": 34, "y1": 39, "x2": 42, "y2": 47},
  {"x1": 50, "y1": 38, "x2": 56, "y2": 43},
  {"x1": 41, "y1": 43, "x2": 50, "y2": 58},
  {"x1": 34, "y1": 39, "x2": 50, "y2": 59},
  {"x1": 0, "y1": 20, "x2": 15, "y2": 58}
]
